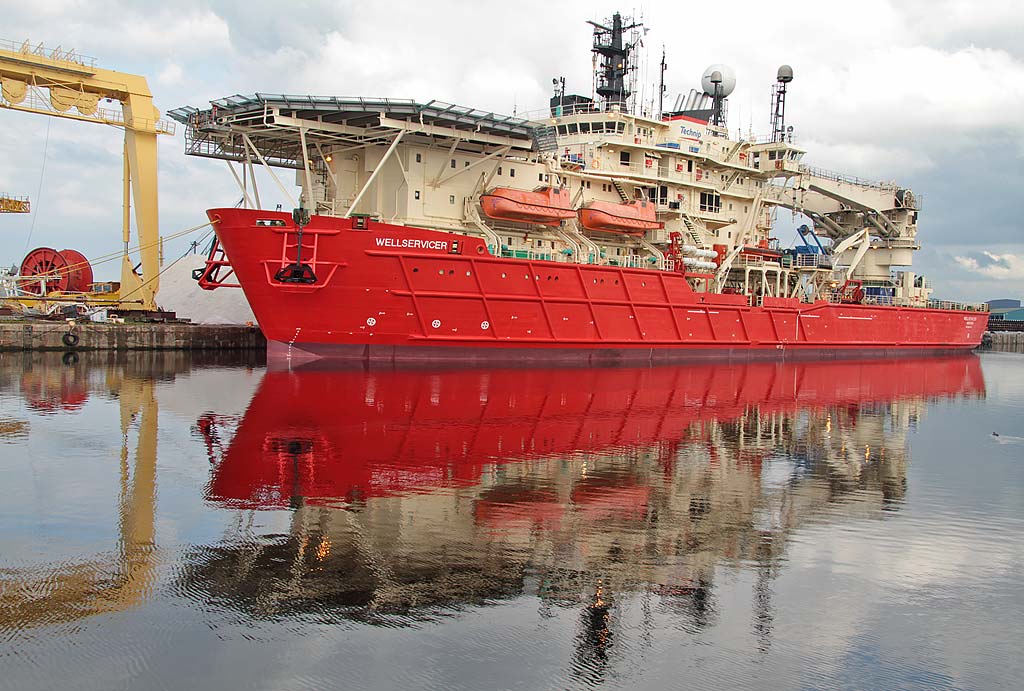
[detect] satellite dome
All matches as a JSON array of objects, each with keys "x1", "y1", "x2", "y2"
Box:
[
  {"x1": 701, "y1": 64, "x2": 736, "y2": 97},
  {"x1": 777, "y1": 65, "x2": 794, "y2": 83}
]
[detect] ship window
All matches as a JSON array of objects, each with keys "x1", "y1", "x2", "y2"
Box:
[
  {"x1": 586, "y1": 181, "x2": 591, "y2": 189},
  {"x1": 449, "y1": 195, "x2": 456, "y2": 204},
  {"x1": 557, "y1": 125, "x2": 568, "y2": 135},
  {"x1": 592, "y1": 122, "x2": 604, "y2": 133},
  {"x1": 451, "y1": 159, "x2": 457, "y2": 168},
  {"x1": 415, "y1": 153, "x2": 422, "y2": 163},
  {"x1": 551, "y1": 241, "x2": 556, "y2": 249},
  {"x1": 687, "y1": 160, "x2": 693, "y2": 172},
  {"x1": 744, "y1": 205, "x2": 748, "y2": 212},
  {"x1": 768, "y1": 151, "x2": 777, "y2": 160},
  {"x1": 579, "y1": 122, "x2": 591, "y2": 134},
  {"x1": 568, "y1": 124, "x2": 578, "y2": 134},
  {"x1": 699, "y1": 191, "x2": 722, "y2": 213},
  {"x1": 414, "y1": 190, "x2": 420, "y2": 200},
  {"x1": 498, "y1": 166, "x2": 502, "y2": 175},
  {"x1": 465, "y1": 161, "x2": 470, "y2": 167},
  {"x1": 620, "y1": 151, "x2": 631, "y2": 165},
  {"x1": 617, "y1": 123, "x2": 625, "y2": 132},
  {"x1": 510, "y1": 168, "x2": 516, "y2": 177},
  {"x1": 539, "y1": 173, "x2": 544, "y2": 182},
  {"x1": 729, "y1": 203, "x2": 734, "y2": 210}
]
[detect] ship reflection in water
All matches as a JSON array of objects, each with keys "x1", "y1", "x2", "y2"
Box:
[
  {"x1": 188, "y1": 357, "x2": 984, "y2": 666},
  {"x1": 4, "y1": 352, "x2": 1014, "y2": 690}
]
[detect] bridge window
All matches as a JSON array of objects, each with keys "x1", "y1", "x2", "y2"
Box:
[
  {"x1": 451, "y1": 159, "x2": 457, "y2": 168},
  {"x1": 620, "y1": 151, "x2": 631, "y2": 166},
  {"x1": 579, "y1": 122, "x2": 591, "y2": 134}
]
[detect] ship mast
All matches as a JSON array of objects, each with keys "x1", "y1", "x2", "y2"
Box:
[
  {"x1": 657, "y1": 46, "x2": 666, "y2": 119},
  {"x1": 588, "y1": 13, "x2": 643, "y2": 112}
]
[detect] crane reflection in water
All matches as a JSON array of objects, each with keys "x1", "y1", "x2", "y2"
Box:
[{"x1": 179, "y1": 355, "x2": 984, "y2": 678}]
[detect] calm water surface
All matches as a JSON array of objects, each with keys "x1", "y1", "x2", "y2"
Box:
[{"x1": 0, "y1": 351, "x2": 1021, "y2": 691}]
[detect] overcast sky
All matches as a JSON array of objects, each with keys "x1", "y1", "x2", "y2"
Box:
[{"x1": 1, "y1": 0, "x2": 1022, "y2": 301}]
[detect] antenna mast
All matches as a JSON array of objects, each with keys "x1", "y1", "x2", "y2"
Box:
[
  {"x1": 771, "y1": 65, "x2": 794, "y2": 143},
  {"x1": 658, "y1": 45, "x2": 666, "y2": 118}
]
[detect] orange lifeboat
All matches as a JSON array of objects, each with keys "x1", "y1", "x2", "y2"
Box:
[
  {"x1": 480, "y1": 186, "x2": 576, "y2": 226},
  {"x1": 577, "y1": 199, "x2": 664, "y2": 234}
]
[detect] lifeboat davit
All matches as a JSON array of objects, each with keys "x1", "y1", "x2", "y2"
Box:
[
  {"x1": 480, "y1": 186, "x2": 576, "y2": 226},
  {"x1": 577, "y1": 200, "x2": 664, "y2": 234}
]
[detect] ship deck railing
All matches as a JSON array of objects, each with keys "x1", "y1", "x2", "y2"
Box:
[
  {"x1": 798, "y1": 164, "x2": 898, "y2": 192},
  {"x1": 823, "y1": 292, "x2": 989, "y2": 312},
  {"x1": 496, "y1": 247, "x2": 674, "y2": 272}
]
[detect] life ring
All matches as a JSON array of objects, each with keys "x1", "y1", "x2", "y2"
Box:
[
  {"x1": 634, "y1": 136, "x2": 641, "y2": 144},
  {"x1": 695, "y1": 169, "x2": 703, "y2": 181},
  {"x1": 775, "y1": 160, "x2": 784, "y2": 170},
  {"x1": 591, "y1": 159, "x2": 600, "y2": 169},
  {"x1": 645, "y1": 158, "x2": 653, "y2": 168},
  {"x1": 62, "y1": 332, "x2": 80, "y2": 347}
]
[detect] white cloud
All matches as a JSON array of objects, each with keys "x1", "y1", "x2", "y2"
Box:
[
  {"x1": 158, "y1": 63, "x2": 184, "y2": 87},
  {"x1": 953, "y1": 251, "x2": 1024, "y2": 279}
]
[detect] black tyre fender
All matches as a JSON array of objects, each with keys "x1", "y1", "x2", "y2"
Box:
[{"x1": 62, "y1": 331, "x2": 80, "y2": 347}]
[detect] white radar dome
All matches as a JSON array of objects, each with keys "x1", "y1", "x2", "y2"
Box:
[{"x1": 701, "y1": 64, "x2": 737, "y2": 97}]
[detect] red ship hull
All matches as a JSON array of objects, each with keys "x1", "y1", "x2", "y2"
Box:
[{"x1": 206, "y1": 208, "x2": 987, "y2": 363}]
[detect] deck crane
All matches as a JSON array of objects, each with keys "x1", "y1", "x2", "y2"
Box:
[{"x1": 0, "y1": 40, "x2": 174, "y2": 310}]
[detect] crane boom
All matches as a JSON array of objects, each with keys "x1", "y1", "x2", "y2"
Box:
[{"x1": 0, "y1": 40, "x2": 173, "y2": 310}]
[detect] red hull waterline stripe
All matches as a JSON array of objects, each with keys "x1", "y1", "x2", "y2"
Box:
[
  {"x1": 206, "y1": 208, "x2": 988, "y2": 363},
  {"x1": 269, "y1": 340, "x2": 976, "y2": 367}
]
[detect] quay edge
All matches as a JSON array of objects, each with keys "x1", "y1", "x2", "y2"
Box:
[{"x1": 0, "y1": 322, "x2": 265, "y2": 352}]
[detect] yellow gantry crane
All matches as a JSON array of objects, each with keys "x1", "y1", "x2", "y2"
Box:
[
  {"x1": 0, "y1": 194, "x2": 30, "y2": 213},
  {"x1": 0, "y1": 40, "x2": 174, "y2": 310}
]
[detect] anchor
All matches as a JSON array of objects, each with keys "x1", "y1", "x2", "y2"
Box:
[{"x1": 274, "y1": 207, "x2": 317, "y2": 284}]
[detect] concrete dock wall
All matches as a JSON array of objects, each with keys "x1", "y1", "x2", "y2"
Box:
[
  {"x1": 0, "y1": 322, "x2": 265, "y2": 352},
  {"x1": 982, "y1": 331, "x2": 1024, "y2": 353}
]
